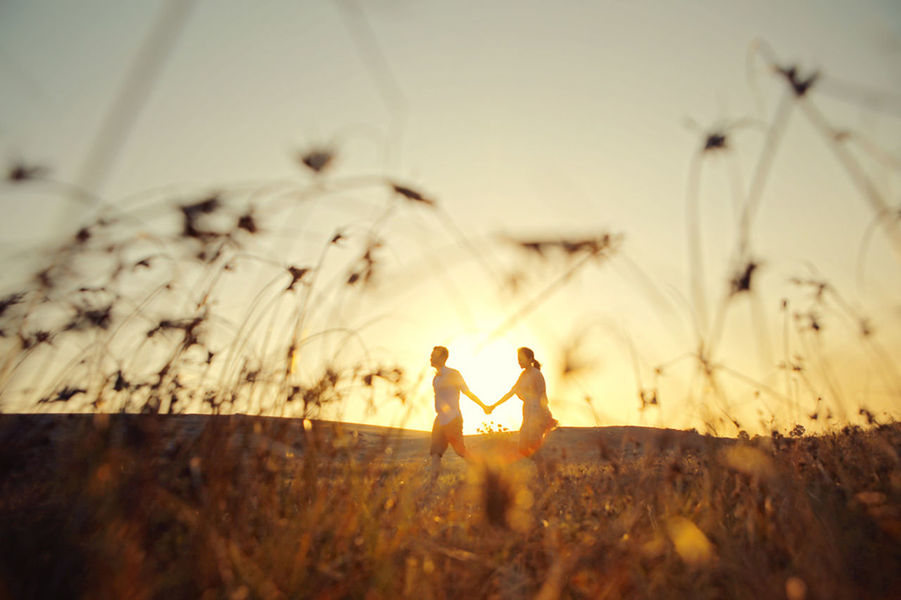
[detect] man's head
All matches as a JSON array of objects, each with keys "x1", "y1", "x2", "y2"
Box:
[{"x1": 430, "y1": 345, "x2": 449, "y2": 368}]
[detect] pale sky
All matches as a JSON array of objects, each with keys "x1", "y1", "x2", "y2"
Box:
[{"x1": 1, "y1": 1, "x2": 900, "y2": 434}]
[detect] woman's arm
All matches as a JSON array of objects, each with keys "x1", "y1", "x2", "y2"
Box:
[
  {"x1": 488, "y1": 372, "x2": 524, "y2": 413},
  {"x1": 491, "y1": 388, "x2": 515, "y2": 409}
]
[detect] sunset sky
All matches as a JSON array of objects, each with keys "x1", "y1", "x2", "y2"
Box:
[{"x1": 1, "y1": 1, "x2": 899, "y2": 434}]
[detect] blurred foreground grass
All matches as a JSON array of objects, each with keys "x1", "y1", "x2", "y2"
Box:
[{"x1": 0, "y1": 414, "x2": 898, "y2": 599}]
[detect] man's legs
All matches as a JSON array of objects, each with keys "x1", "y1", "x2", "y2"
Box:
[
  {"x1": 444, "y1": 417, "x2": 471, "y2": 462},
  {"x1": 430, "y1": 453, "x2": 442, "y2": 480},
  {"x1": 430, "y1": 417, "x2": 448, "y2": 479}
]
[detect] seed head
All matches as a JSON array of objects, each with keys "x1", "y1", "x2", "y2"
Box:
[
  {"x1": 777, "y1": 65, "x2": 819, "y2": 97},
  {"x1": 7, "y1": 162, "x2": 48, "y2": 183},
  {"x1": 391, "y1": 182, "x2": 434, "y2": 206},
  {"x1": 286, "y1": 266, "x2": 310, "y2": 291},
  {"x1": 730, "y1": 261, "x2": 758, "y2": 296},
  {"x1": 299, "y1": 148, "x2": 334, "y2": 174}
]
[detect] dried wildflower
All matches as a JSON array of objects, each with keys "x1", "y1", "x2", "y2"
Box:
[
  {"x1": 113, "y1": 370, "x2": 130, "y2": 392},
  {"x1": 286, "y1": 385, "x2": 302, "y2": 403},
  {"x1": 202, "y1": 390, "x2": 217, "y2": 407},
  {"x1": 7, "y1": 162, "x2": 48, "y2": 182},
  {"x1": 704, "y1": 132, "x2": 727, "y2": 152},
  {"x1": 503, "y1": 270, "x2": 526, "y2": 294},
  {"x1": 859, "y1": 407, "x2": 877, "y2": 425},
  {"x1": 477, "y1": 420, "x2": 510, "y2": 434},
  {"x1": 0, "y1": 293, "x2": 24, "y2": 318},
  {"x1": 52, "y1": 386, "x2": 87, "y2": 403},
  {"x1": 147, "y1": 315, "x2": 204, "y2": 350},
  {"x1": 299, "y1": 148, "x2": 334, "y2": 174},
  {"x1": 35, "y1": 268, "x2": 54, "y2": 290},
  {"x1": 285, "y1": 266, "x2": 310, "y2": 291},
  {"x1": 236, "y1": 212, "x2": 258, "y2": 234},
  {"x1": 65, "y1": 303, "x2": 113, "y2": 331},
  {"x1": 860, "y1": 319, "x2": 871, "y2": 337},
  {"x1": 730, "y1": 261, "x2": 758, "y2": 295},
  {"x1": 346, "y1": 240, "x2": 381, "y2": 286},
  {"x1": 180, "y1": 195, "x2": 221, "y2": 240},
  {"x1": 196, "y1": 245, "x2": 225, "y2": 263},
  {"x1": 520, "y1": 241, "x2": 544, "y2": 256},
  {"x1": 391, "y1": 182, "x2": 434, "y2": 206},
  {"x1": 790, "y1": 277, "x2": 828, "y2": 302},
  {"x1": 20, "y1": 330, "x2": 53, "y2": 349},
  {"x1": 75, "y1": 227, "x2": 91, "y2": 244},
  {"x1": 777, "y1": 65, "x2": 819, "y2": 97},
  {"x1": 181, "y1": 195, "x2": 220, "y2": 219},
  {"x1": 511, "y1": 234, "x2": 617, "y2": 260},
  {"x1": 639, "y1": 388, "x2": 658, "y2": 410},
  {"x1": 150, "y1": 364, "x2": 171, "y2": 391},
  {"x1": 361, "y1": 367, "x2": 401, "y2": 387},
  {"x1": 806, "y1": 312, "x2": 822, "y2": 333},
  {"x1": 558, "y1": 338, "x2": 595, "y2": 380},
  {"x1": 148, "y1": 319, "x2": 174, "y2": 337}
]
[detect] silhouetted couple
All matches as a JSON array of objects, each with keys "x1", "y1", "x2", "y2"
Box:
[{"x1": 429, "y1": 345, "x2": 558, "y2": 474}]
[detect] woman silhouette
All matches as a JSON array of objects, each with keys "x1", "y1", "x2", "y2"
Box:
[{"x1": 489, "y1": 347, "x2": 558, "y2": 457}]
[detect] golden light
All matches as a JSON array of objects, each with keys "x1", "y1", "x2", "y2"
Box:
[{"x1": 448, "y1": 338, "x2": 525, "y2": 434}]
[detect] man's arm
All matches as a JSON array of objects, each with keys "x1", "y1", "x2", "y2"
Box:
[
  {"x1": 463, "y1": 388, "x2": 489, "y2": 411},
  {"x1": 457, "y1": 373, "x2": 489, "y2": 412}
]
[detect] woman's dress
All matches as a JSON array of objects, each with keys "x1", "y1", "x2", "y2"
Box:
[{"x1": 513, "y1": 367, "x2": 558, "y2": 456}]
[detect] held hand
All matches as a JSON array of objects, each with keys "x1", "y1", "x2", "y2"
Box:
[{"x1": 485, "y1": 403, "x2": 495, "y2": 415}]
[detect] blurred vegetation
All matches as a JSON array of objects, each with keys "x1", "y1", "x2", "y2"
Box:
[{"x1": 0, "y1": 414, "x2": 899, "y2": 598}]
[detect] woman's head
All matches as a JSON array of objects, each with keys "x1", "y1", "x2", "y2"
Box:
[{"x1": 517, "y1": 347, "x2": 540, "y2": 370}]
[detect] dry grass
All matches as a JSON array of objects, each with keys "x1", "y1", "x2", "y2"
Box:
[{"x1": 1, "y1": 414, "x2": 899, "y2": 599}]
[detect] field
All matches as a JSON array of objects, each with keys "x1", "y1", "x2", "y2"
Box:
[{"x1": 1, "y1": 414, "x2": 899, "y2": 599}]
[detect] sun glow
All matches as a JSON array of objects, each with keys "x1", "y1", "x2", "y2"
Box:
[{"x1": 448, "y1": 338, "x2": 525, "y2": 434}]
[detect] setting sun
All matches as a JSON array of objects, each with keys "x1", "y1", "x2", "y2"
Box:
[{"x1": 448, "y1": 338, "x2": 528, "y2": 435}]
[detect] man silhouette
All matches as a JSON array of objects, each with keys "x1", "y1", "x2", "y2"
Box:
[{"x1": 429, "y1": 346, "x2": 487, "y2": 475}]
